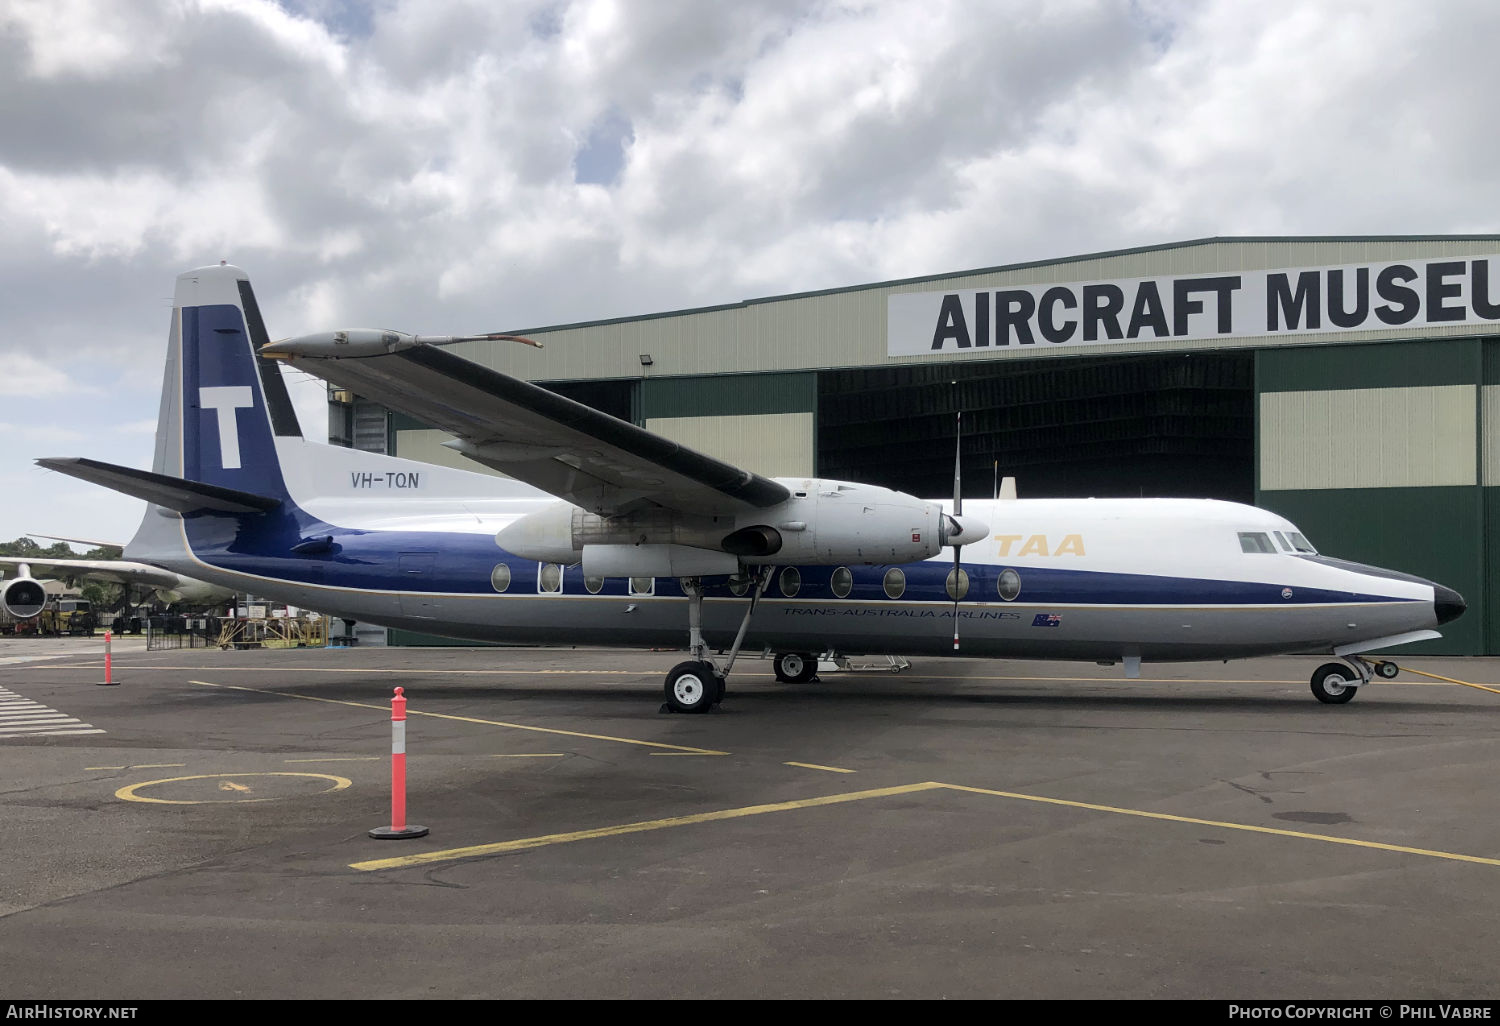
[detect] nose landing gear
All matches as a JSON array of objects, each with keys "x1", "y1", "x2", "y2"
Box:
[{"x1": 1309, "y1": 656, "x2": 1398, "y2": 703}]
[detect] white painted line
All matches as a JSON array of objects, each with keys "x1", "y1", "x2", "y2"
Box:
[{"x1": 0, "y1": 721, "x2": 92, "y2": 733}]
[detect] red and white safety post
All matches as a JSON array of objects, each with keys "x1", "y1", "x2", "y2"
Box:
[
  {"x1": 369, "y1": 686, "x2": 428, "y2": 839},
  {"x1": 96, "y1": 630, "x2": 119, "y2": 686}
]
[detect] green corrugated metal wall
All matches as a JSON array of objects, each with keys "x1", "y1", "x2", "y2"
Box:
[
  {"x1": 639, "y1": 372, "x2": 818, "y2": 420},
  {"x1": 1256, "y1": 338, "x2": 1491, "y2": 654}
]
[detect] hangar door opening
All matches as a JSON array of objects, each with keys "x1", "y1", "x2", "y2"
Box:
[{"x1": 817, "y1": 353, "x2": 1254, "y2": 503}]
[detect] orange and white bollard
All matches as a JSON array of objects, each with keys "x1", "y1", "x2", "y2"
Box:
[
  {"x1": 369, "y1": 686, "x2": 428, "y2": 839},
  {"x1": 96, "y1": 630, "x2": 119, "y2": 686}
]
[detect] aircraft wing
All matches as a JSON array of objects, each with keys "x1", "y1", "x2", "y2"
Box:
[
  {"x1": 0, "y1": 557, "x2": 183, "y2": 589},
  {"x1": 263, "y1": 343, "x2": 792, "y2": 517}
]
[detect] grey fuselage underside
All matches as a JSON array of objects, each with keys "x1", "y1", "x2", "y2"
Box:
[{"x1": 192, "y1": 572, "x2": 1422, "y2": 661}]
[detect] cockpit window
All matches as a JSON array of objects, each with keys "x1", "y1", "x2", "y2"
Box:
[
  {"x1": 1285, "y1": 531, "x2": 1317, "y2": 554},
  {"x1": 1273, "y1": 531, "x2": 1293, "y2": 552},
  {"x1": 1238, "y1": 532, "x2": 1276, "y2": 554}
]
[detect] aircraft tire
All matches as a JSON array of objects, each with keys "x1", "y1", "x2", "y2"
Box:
[
  {"x1": 774, "y1": 652, "x2": 818, "y2": 684},
  {"x1": 1376, "y1": 660, "x2": 1400, "y2": 679},
  {"x1": 1310, "y1": 663, "x2": 1358, "y2": 704},
  {"x1": 664, "y1": 661, "x2": 720, "y2": 713}
]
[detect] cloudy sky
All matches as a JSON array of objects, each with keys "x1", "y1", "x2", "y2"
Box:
[{"x1": 1, "y1": 0, "x2": 1497, "y2": 548}]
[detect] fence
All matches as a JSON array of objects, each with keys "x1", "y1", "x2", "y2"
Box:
[
  {"x1": 145, "y1": 618, "x2": 222, "y2": 651},
  {"x1": 144, "y1": 616, "x2": 328, "y2": 651}
]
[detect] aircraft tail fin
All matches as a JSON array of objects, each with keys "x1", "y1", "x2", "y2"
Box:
[{"x1": 155, "y1": 263, "x2": 301, "y2": 498}]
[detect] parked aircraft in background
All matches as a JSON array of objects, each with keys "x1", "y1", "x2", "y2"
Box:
[
  {"x1": 0, "y1": 554, "x2": 234, "y2": 620},
  {"x1": 36, "y1": 264, "x2": 1464, "y2": 710}
]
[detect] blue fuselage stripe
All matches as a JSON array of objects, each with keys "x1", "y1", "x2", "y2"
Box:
[{"x1": 181, "y1": 522, "x2": 1413, "y2": 607}]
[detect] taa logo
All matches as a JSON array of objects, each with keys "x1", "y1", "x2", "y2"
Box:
[
  {"x1": 995, "y1": 534, "x2": 1085, "y2": 557},
  {"x1": 199, "y1": 386, "x2": 255, "y2": 469}
]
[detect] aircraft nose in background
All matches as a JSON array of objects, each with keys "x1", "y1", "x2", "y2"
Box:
[{"x1": 1434, "y1": 584, "x2": 1466, "y2": 625}]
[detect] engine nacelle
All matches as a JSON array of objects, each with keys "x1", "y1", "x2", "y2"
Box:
[
  {"x1": 495, "y1": 502, "x2": 736, "y2": 565},
  {"x1": 2, "y1": 575, "x2": 48, "y2": 619},
  {"x1": 742, "y1": 481, "x2": 946, "y2": 565},
  {"x1": 494, "y1": 479, "x2": 986, "y2": 574}
]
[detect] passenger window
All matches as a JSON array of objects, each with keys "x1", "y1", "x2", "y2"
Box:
[
  {"x1": 830, "y1": 567, "x2": 853, "y2": 599},
  {"x1": 1238, "y1": 532, "x2": 1276, "y2": 554},
  {"x1": 882, "y1": 567, "x2": 906, "y2": 599},
  {"x1": 538, "y1": 563, "x2": 563, "y2": 593},
  {"x1": 629, "y1": 577, "x2": 654, "y2": 596},
  {"x1": 779, "y1": 567, "x2": 801, "y2": 597},
  {"x1": 490, "y1": 564, "x2": 512, "y2": 593}
]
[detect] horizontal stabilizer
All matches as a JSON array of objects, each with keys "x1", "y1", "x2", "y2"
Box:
[{"x1": 36, "y1": 457, "x2": 280, "y2": 514}]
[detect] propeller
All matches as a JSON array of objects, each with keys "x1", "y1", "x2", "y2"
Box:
[
  {"x1": 951, "y1": 408, "x2": 963, "y2": 650},
  {"x1": 942, "y1": 396, "x2": 991, "y2": 650}
]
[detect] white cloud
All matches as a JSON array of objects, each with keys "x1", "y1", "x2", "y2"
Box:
[{"x1": 0, "y1": 354, "x2": 92, "y2": 397}]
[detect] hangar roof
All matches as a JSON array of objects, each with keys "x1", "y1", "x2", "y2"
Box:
[{"x1": 458, "y1": 235, "x2": 1500, "y2": 384}]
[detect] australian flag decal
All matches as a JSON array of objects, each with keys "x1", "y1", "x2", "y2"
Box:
[{"x1": 1032, "y1": 613, "x2": 1061, "y2": 627}]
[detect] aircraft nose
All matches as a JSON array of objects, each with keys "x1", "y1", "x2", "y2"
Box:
[{"x1": 1434, "y1": 584, "x2": 1466, "y2": 625}]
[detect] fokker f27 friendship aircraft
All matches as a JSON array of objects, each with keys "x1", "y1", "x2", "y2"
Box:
[{"x1": 28, "y1": 264, "x2": 1465, "y2": 712}]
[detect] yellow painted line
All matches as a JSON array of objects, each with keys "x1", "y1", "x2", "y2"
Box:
[
  {"x1": 1401, "y1": 667, "x2": 1500, "y2": 697},
  {"x1": 785, "y1": 761, "x2": 856, "y2": 774},
  {"x1": 188, "y1": 680, "x2": 727, "y2": 755},
  {"x1": 133, "y1": 763, "x2": 186, "y2": 768},
  {"x1": 284, "y1": 757, "x2": 381, "y2": 763},
  {"x1": 937, "y1": 783, "x2": 1500, "y2": 868},
  {"x1": 353, "y1": 776, "x2": 1500, "y2": 873},
  {"x1": 219, "y1": 780, "x2": 251, "y2": 793},
  {"x1": 117, "y1": 772, "x2": 351, "y2": 805},
  {"x1": 86, "y1": 766, "x2": 126, "y2": 771},
  {"x1": 649, "y1": 751, "x2": 728, "y2": 757},
  {"x1": 350, "y1": 782, "x2": 946, "y2": 871},
  {"x1": 490, "y1": 754, "x2": 566, "y2": 758}
]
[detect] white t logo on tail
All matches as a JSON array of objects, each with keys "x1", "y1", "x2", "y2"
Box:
[{"x1": 199, "y1": 386, "x2": 255, "y2": 469}]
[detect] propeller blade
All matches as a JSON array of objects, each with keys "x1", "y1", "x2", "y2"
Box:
[{"x1": 953, "y1": 405, "x2": 962, "y2": 650}]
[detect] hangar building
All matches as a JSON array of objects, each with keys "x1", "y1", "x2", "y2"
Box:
[{"x1": 330, "y1": 236, "x2": 1500, "y2": 655}]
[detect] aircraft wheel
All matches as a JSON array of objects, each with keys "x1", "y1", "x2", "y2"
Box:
[
  {"x1": 1376, "y1": 660, "x2": 1400, "y2": 679},
  {"x1": 773, "y1": 652, "x2": 818, "y2": 684},
  {"x1": 1310, "y1": 663, "x2": 1359, "y2": 704},
  {"x1": 664, "y1": 661, "x2": 720, "y2": 714}
]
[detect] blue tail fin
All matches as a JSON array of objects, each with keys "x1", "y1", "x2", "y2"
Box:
[{"x1": 172, "y1": 264, "x2": 301, "y2": 499}]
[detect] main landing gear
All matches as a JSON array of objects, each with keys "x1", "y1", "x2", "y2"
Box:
[
  {"x1": 1309, "y1": 657, "x2": 1399, "y2": 704},
  {"x1": 773, "y1": 651, "x2": 819, "y2": 684},
  {"x1": 661, "y1": 568, "x2": 772, "y2": 715}
]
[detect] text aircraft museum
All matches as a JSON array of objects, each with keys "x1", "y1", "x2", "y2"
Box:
[{"x1": 329, "y1": 236, "x2": 1500, "y2": 655}]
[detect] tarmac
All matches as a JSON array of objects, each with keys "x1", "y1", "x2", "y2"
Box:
[{"x1": 2, "y1": 635, "x2": 1499, "y2": 1000}]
